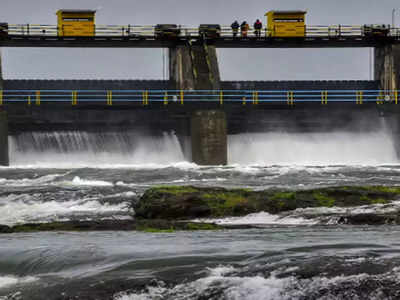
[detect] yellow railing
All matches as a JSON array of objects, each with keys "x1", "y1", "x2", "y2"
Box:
[
  {"x1": 0, "y1": 90, "x2": 398, "y2": 106},
  {"x1": 4, "y1": 24, "x2": 400, "y2": 38}
]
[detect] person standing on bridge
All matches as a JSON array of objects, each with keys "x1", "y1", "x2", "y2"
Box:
[
  {"x1": 241, "y1": 21, "x2": 249, "y2": 37},
  {"x1": 254, "y1": 19, "x2": 262, "y2": 37},
  {"x1": 231, "y1": 20, "x2": 239, "y2": 37}
]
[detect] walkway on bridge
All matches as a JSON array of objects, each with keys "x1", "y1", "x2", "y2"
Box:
[{"x1": 1, "y1": 24, "x2": 400, "y2": 48}]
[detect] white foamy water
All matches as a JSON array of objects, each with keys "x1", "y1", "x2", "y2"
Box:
[
  {"x1": 114, "y1": 271, "x2": 295, "y2": 300},
  {"x1": 70, "y1": 176, "x2": 114, "y2": 186},
  {"x1": 194, "y1": 211, "x2": 317, "y2": 225},
  {"x1": 287, "y1": 200, "x2": 400, "y2": 222},
  {"x1": 114, "y1": 265, "x2": 400, "y2": 300},
  {"x1": 0, "y1": 194, "x2": 130, "y2": 226},
  {"x1": 193, "y1": 201, "x2": 400, "y2": 226},
  {"x1": 0, "y1": 173, "x2": 67, "y2": 186},
  {"x1": 7, "y1": 128, "x2": 400, "y2": 167},
  {"x1": 0, "y1": 276, "x2": 38, "y2": 289},
  {"x1": 228, "y1": 131, "x2": 398, "y2": 165},
  {"x1": 10, "y1": 131, "x2": 185, "y2": 166}
]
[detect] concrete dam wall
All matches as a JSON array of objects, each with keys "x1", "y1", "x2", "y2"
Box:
[{"x1": 3, "y1": 79, "x2": 379, "y2": 91}]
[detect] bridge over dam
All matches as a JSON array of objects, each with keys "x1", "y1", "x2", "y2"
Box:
[{"x1": 1, "y1": 21, "x2": 400, "y2": 166}]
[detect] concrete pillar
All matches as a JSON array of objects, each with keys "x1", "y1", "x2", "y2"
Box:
[
  {"x1": 0, "y1": 48, "x2": 2, "y2": 89},
  {"x1": 170, "y1": 44, "x2": 225, "y2": 164},
  {"x1": 0, "y1": 111, "x2": 9, "y2": 166},
  {"x1": 376, "y1": 45, "x2": 400, "y2": 159},
  {"x1": 374, "y1": 44, "x2": 400, "y2": 91},
  {"x1": 191, "y1": 110, "x2": 227, "y2": 165},
  {"x1": 169, "y1": 45, "x2": 220, "y2": 90}
]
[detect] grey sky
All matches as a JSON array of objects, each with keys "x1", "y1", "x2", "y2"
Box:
[{"x1": 1, "y1": 0, "x2": 399, "y2": 80}]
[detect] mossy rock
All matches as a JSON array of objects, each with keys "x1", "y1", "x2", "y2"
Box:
[
  {"x1": 0, "y1": 219, "x2": 225, "y2": 234},
  {"x1": 134, "y1": 185, "x2": 400, "y2": 219},
  {"x1": 0, "y1": 225, "x2": 12, "y2": 233}
]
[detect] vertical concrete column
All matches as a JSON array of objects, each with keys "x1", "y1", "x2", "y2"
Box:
[
  {"x1": 169, "y1": 45, "x2": 220, "y2": 90},
  {"x1": 0, "y1": 111, "x2": 9, "y2": 166},
  {"x1": 0, "y1": 48, "x2": 3, "y2": 89},
  {"x1": 191, "y1": 110, "x2": 227, "y2": 165},
  {"x1": 374, "y1": 45, "x2": 400, "y2": 91},
  {"x1": 170, "y1": 44, "x2": 225, "y2": 164},
  {"x1": 169, "y1": 46, "x2": 195, "y2": 90},
  {"x1": 376, "y1": 45, "x2": 400, "y2": 159}
]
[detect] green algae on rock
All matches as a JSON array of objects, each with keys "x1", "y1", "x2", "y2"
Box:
[
  {"x1": 134, "y1": 185, "x2": 400, "y2": 219},
  {"x1": 0, "y1": 219, "x2": 225, "y2": 234}
]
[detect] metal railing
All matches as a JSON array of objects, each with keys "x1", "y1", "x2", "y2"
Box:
[
  {"x1": 0, "y1": 90, "x2": 398, "y2": 106},
  {"x1": 2, "y1": 24, "x2": 400, "y2": 38}
]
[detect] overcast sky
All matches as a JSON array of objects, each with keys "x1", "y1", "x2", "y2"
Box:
[{"x1": 1, "y1": 0, "x2": 399, "y2": 80}]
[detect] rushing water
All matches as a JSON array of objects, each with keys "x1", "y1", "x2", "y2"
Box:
[{"x1": 1, "y1": 130, "x2": 400, "y2": 299}]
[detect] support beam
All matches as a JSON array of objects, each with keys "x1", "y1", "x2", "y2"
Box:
[
  {"x1": 375, "y1": 45, "x2": 400, "y2": 160},
  {"x1": 0, "y1": 48, "x2": 2, "y2": 89},
  {"x1": 191, "y1": 110, "x2": 227, "y2": 165},
  {"x1": 375, "y1": 44, "x2": 400, "y2": 91},
  {"x1": 169, "y1": 45, "x2": 220, "y2": 90},
  {"x1": 0, "y1": 111, "x2": 9, "y2": 166},
  {"x1": 0, "y1": 50, "x2": 7, "y2": 166},
  {"x1": 170, "y1": 44, "x2": 225, "y2": 165}
]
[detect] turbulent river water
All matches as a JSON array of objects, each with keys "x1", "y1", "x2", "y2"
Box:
[{"x1": 1, "y1": 130, "x2": 400, "y2": 299}]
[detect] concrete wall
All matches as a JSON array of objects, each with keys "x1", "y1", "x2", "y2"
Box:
[
  {"x1": 375, "y1": 44, "x2": 400, "y2": 90},
  {"x1": 3, "y1": 79, "x2": 168, "y2": 90},
  {"x1": 222, "y1": 80, "x2": 380, "y2": 91},
  {"x1": 3, "y1": 79, "x2": 379, "y2": 91}
]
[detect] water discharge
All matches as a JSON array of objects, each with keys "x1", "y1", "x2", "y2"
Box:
[
  {"x1": 8, "y1": 129, "x2": 398, "y2": 166},
  {"x1": 228, "y1": 131, "x2": 398, "y2": 165},
  {"x1": 9, "y1": 131, "x2": 185, "y2": 167}
]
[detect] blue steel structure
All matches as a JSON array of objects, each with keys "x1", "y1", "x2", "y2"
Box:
[{"x1": 0, "y1": 90, "x2": 398, "y2": 105}]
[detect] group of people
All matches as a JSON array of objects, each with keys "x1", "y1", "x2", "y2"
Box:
[{"x1": 231, "y1": 19, "x2": 263, "y2": 37}]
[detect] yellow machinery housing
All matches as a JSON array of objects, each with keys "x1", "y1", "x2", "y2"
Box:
[
  {"x1": 57, "y1": 9, "x2": 96, "y2": 37},
  {"x1": 265, "y1": 10, "x2": 306, "y2": 37}
]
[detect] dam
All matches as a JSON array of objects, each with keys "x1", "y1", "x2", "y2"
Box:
[{"x1": 0, "y1": 12, "x2": 400, "y2": 166}]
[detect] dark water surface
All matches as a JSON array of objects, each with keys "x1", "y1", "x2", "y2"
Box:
[
  {"x1": 1, "y1": 227, "x2": 400, "y2": 299},
  {"x1": 1, "y1": 164, "x2": 400, "y2": 299}
]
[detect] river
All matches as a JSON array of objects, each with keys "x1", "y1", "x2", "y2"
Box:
[{"x1": 1, "y1": 130, "x2": 400, "y2": 299}]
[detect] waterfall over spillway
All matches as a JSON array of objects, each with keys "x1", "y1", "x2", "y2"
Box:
[
  {"x1": 8, "y1": 128, "x2": 399, "y2": 167},
  {"x1": 10, "y1": 131, "x2": 186, "y2": 166},
  {"x1": 228, "y1": 131, "x2": 398, "y2": 165}
]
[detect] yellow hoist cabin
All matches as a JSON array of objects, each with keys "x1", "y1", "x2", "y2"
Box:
[
  {"x1": 57, "y1": 9, "x2": 96, "y2": 37},
  {"x1": 265, "y1": 10, "x2": 306, "y2": 37}
]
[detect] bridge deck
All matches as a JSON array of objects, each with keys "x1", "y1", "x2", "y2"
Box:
[
  {"x1": 2, "y1": 24, "x2": 400, "y2": 48},
  {"x1": 2, "y1": 35, "x2": 399, "y2": 48}
]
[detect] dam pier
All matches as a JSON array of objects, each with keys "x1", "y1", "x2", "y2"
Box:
[{"x1": 0, "y1": 110, "x2": 8, "y2": 166}]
